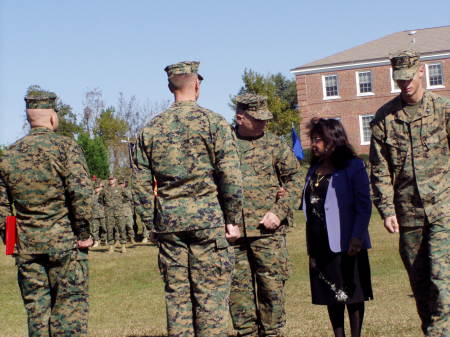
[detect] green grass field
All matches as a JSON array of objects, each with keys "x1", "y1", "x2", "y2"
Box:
[{"x1": 0, "y1": 212, "x2": 421, "y2": 337}]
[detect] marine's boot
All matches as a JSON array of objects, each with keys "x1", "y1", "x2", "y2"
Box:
[
  {"x1": 121, "y1": 244, "x2": 127, "y2": 253},
  {"x1": 130, "y1": 237, "x2": 136, "y2": 244},
  {"x1": 108, "y1": 245, "x2": 114, "y2": 253},
  {"x1": 142, "y1": 237, "x2": 148, "y2": 244},
  {"x1": 92, "y1": 241, "x2": 99, "y2": 248}
]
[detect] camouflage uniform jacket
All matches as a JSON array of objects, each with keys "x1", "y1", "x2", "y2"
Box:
[
  {"x1": 133, "y1": 100, "x2": 244, "y2": 233},
  {"x1": 0, "y1": 127, "x2": 93, "y2": 254},
  {"x1": 103, "y1": 185, "x2": 126, "y2": 217},
  {"x1": 121, "y1": 188, "x2": 133, "y2": 217},
  {"x1": 234, "y1": 128, "x2": 302, "y2": 237},
  {"x1": 369, "y1": 91, "x2": 450, "y2": 226},
  {"x1": 92, "y1": 190, "x2": 106, "y2": 219}
]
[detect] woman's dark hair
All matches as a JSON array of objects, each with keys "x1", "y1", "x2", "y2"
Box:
[{"x1": 307, "y1": 118, "x2": 357, "y2": 169}]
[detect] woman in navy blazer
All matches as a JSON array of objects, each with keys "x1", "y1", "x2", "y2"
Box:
[{"x1": 301, "y1": 118, "x2": 373, "y2": 337}]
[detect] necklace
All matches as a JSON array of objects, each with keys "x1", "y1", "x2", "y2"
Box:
[{"x1": 314, "y1": 174, "x2": 326, "y2": 187}]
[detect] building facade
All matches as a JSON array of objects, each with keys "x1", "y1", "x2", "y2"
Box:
[{"x1": 291, "y1": 26, "x2": 450, "y2": 154}]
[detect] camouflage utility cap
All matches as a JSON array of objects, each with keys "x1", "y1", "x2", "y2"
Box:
[
  {"x1": 164, "y1": 61, "x2": 204, "y2": 80},
  {"x1": 24, "y1": 90, "x2": 58, "y2": 111},
  {"x1": 236, "y1": 93, "x2": 273, "y2": 121},
  {"x1": 390, "y1": 49, "x2": 420, "y2": 81}
]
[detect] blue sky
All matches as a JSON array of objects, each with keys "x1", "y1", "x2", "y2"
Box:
[{"x1": 1, "y1": 0, "x2": 449, "y2": 145}]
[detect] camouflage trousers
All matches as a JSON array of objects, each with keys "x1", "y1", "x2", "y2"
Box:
[
  {"x1": 90, "y1": 217, "x2": 106, "y2": 242},
  {"x1": 106, "y1": 216, "x2": 127, "y2": 245},
  {"x1": 229, "y1": 235, "x2": 289, "y2": 337},
  {"x1": 125, "y1": 215, "x2": 135, "y2": 240},
  {"x1": 399, "y1": 216, "x2": 449, "y2": 337},
  {"x1": 157, "y1": 227, "x2": 234, "y2": 337},
  {"x1": 16, "y1": 249, "x2": 89, "y2": 337}
]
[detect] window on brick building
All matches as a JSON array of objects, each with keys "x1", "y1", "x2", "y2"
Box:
[
  {"x1": 322, "y1": 75, "x2": 340, "y2": 99},
  {"x1": 426, "y1": 63, "x2": 444, "y2": 88},
  {"x1": 359, "y1": 115, "x2": 374, "y2": 145},
  {"x1": 356, "y1": 71, "x2": 373, "y2": 95}
]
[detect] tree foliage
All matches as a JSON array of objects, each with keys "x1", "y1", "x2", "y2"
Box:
[
  {"x1": 77, "y1": 132, "x2": 110, "y2": 179},
  {"x1": 56, "y1": 101, "x2": 81, "y2": 139},
  {"x1": 232, "y1": 69, "x2": 299, "y2": 136}
]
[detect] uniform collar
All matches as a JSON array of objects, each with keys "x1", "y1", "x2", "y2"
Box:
[
  {"x1": 29, "y1": 127, "x2": 54, "y2": 135},
  {"x1": 171, "y1": 100, "x2": 197, "y2": 108},
  {"x1": 394, "y1": 91, "x2": 433, "y2": 123}
]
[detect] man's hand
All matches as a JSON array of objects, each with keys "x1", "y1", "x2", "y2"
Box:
[
  {"x1": 276, "y1": 187, "x2": 287, "y2": 200},
  {"x1": 260, "y1": 212, "x2": 281, "y2": 230},
  {"x1": 384, "y1": 215, "x2": 399, "y2": 233},
  {"x1": 225, "y1": 224, "x2": 241, "y2": 243},
  {"x1": 347, "y1": 237, "x2": 362, "y2": 256},
  {"x1": 77, "y1": 236, "x2": 94, "y2": 249}
]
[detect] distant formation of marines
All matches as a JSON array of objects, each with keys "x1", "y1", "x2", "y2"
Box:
[
  {"x1": 0, "y1": 47, "x2": 448, "y2": 337},
  {"x1": 90, "y1": 176, "x2": 150, "y2": 253}
]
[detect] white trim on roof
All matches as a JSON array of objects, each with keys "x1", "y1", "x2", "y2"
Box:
[{"x1": 290, "y1": 52, "x2": 450, "y2": 75}]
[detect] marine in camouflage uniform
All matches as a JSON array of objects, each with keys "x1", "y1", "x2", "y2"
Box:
[
  {"x1": 369, "y1": 50, "x2": 450, "y2": 337},
  {"x1": 0, "y1": 89, "x2": 93, "y2": 337},
  {"x1": 132, "y1": 61, "x2": 244, "y2": 337},
  {"x1": 91, "y1": 182, "x2": 107, "y2": 247},
  {"x1": 229, "y1": 94, "x2": 302, "y2": 337},
  {"x1": 104, "y1": 176, "x2": 128, "y2": 253},
  {"x1": 120, "y1": 180, "x2": 136, "y2": 244}
]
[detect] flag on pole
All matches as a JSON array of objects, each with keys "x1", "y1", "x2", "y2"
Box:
[{"x1": 291, "y1": 125, "x2": 304, "y2": 160}]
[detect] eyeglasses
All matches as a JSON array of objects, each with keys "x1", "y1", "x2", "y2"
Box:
[{"x1": 311, "y1": 137, "x2": 323, "y2": 144}]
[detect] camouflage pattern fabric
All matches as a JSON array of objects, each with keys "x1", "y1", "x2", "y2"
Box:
[
  {"x1": 121, "y1": 187, "x2": 135, "y2": 240},
  {"x1": 164, "y1": 61, "x2": 203, "y2": 80},
  {"x1": 236, "y1": 93, "x2": 273, "y2": 121},
  {"x1": 234, "y1": 128, "x2": 302, "y2": 237},
  {"x1": 91, "y1": 190, "x2": 106, "y2": 242},
  {"x1": 370, "y1": 91, "x2": 450, "y2": 336},
  {"x1": 24, "y1": 91, "x2": 58, "y2": 111},
  {"x1": 90, "y1": 218, "x2": 106, "y2": 243},
  {"x1": 399, "y1": 218, "x2": 450, "y2": 337},
  {"x1": 0, "y1": 127, "x2": 93, "y2": 251},
  {"x1": 229, "y1": 128, "x2": 301, "y2": 337},
  {"x1": 132, "y1": 99, "x2": 244, "y2": 336},
  {"x1": 230, "y1": 235, "x2": 289, "y2": 337},
  {"x1": 103, "y1": 184, "x2": 128, "y2": 244},
  {"x1": 132, "y1": 101, "x2": 243, "y2": 232},
  {"x1": 0, "y1": 126, "x2": 92, "y2": 336},
  {"x1": 17, "y1": 250, "x2": 89, "y2": 337},
  {"x1": 390, "y1": 49, "x2": 420, "y2": 81},
  {"x1": 370, "y1": 91, "x2": 449, "y2": 225},
  {"x1": 157, "y1": 227, "x2": 234, "y2": 337}
]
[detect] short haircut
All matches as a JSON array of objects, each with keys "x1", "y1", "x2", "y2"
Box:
[{"x1": 168, "y1": 73, "x2": 198, "y2": 91}]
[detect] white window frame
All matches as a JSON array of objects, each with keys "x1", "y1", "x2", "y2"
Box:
[
  {"x1": 359, "y1": 114, "x2": 374, "y2": 146},
  {"x1": 390, "y1": 68, "x2": 401, "y2": 93},
  {"x1": 322, "y1": 74, "x2": 341, "y2": 100},
  {"x1": 355, "y1": 71, "x2": 374, "y2": 96},
  {"x1": 425, "y1": 63, "x2": 445, "y2": 89}
]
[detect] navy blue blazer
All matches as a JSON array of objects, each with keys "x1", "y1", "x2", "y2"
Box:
[{"x1": 301, "y1": 158, "x2": 372, "y2": 253}]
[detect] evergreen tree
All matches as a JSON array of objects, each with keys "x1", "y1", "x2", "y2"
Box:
[{"x1": 77, "y1": 132, "x2": 109, "y2": 179}]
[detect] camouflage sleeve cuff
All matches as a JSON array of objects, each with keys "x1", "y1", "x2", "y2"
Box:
[
  {"x1": 224, "y1": 213, "x2": 243, "y2": 226},
  {"x1": 142, "y1": 217, "x2": 155, "y2": 232},
  {"x1": 73, "y1": 220, "x2": 91, "y2": 241},
  {"x1": 270, "y1": 203, "x2": 289, "y2": 223},
  {"x1": 375, "y1": 205, "x2": 396, "y2": 220}
]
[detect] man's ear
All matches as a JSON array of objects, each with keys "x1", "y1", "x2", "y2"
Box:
[
  {"x1": 235, "y1": 113, "x2": 243, "y2": 125},
  {"x1": 50, "y1": 111, "x2": 58, "y2": 131}
]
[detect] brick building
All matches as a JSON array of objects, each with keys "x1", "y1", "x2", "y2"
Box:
[{"x1": 290, "y1": 25, "x2": 450, "y2": 154}]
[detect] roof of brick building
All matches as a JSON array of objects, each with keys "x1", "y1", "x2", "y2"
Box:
[{"x1": 291, "y1": 25, "x2": 450, "y2": 72}]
